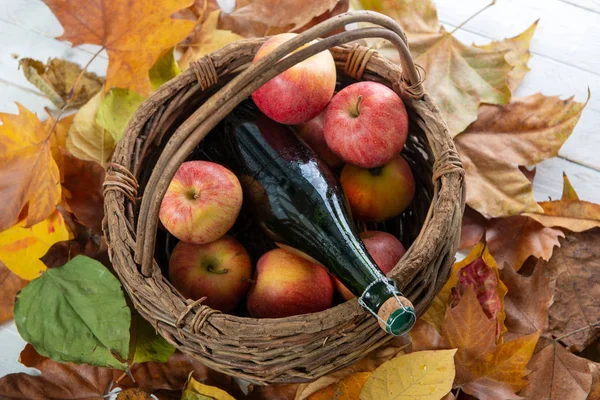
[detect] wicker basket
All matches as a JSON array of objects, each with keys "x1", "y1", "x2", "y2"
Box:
[{"x1": 103, "y1": 10, "x2": 465, "y2": 385}]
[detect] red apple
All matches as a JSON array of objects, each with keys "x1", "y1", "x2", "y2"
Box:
[
  {"x1": 247, "y1": 248, "x2": 334, "y2": 318},
  {"x1": 159, "y1": 161, "x2": 243, "y2": 244},
  {"x1": 324, "y1": 81, "x2": 409, "y2": 168},
  {"x1": 335, "y1": 231, "x2": 406, "y2": 300},
  {"x1": 293, "y1": 111, "x2": 343, "y2": 168},
  {"x1": 168, "y1": 235, "x2": 252, "y2": 312},
  {"x1": 252, "y1": 33, "x2": 336, "y2": 124},
  {"x1": 340, "y1": 155, "x2": 415, "y2": 222}
]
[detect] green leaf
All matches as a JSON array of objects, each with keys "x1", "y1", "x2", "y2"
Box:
[
  {"x1": 14, "y1": 255, "x2": 131, "y2": 370},
  {"x1": 96, "y1": 88, "x2": 145, "y2": 142},
  {"x1": 129, "y1": 312, "x2": 175, "y2": 364},
  {"x1": 149, "y1": 47, "x2": 181, "y2": 91}
]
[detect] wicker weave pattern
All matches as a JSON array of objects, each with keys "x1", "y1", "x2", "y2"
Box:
[{"x1": 104, "y1": 11, "x2": 465, "y2": 385}]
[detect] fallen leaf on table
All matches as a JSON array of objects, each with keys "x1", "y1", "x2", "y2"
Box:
[
  {"x1": 129, "y1": 312, "x2": 176, "y2": 364},
  {"x1": 475, "y1": 21, "x2": 538, "y2": 92},
  {"x1": 0, "y1": 104, "x2": 62, "y2": 231},
  {"x1": 117, "y1": 388, "x2": 153, "y2": 400},
  {"x1": 360, "y1": 350, "x2": 456, "y2": 400},
  {"x1": 486, "y1": 215, "x2": 564, "y2": 271},
  {"x1": 181, "y1": 375, "x2": 236, "y2": 400},
  {"x1": 149, "y1": 47, "x2": 181, "y2": 91},
  {"x1": 307, "y1": 372, "x2": 371, "y2": 400},
  {"x1": 14, "y1": 255, "x2": 131, "y2": 370},
  {"x1": 0, "y1": 210, "x2": 71, "y2": 280},
  {"x1": 96, "y1": 88, "x2": 145, "y2": 142},
  {"x1": 43, "y1": 0, "x2": 195, "y2": 96},
  {"x1": 0, "y1": 344, "x2": 119, "y2": 399},
  {"x1": 459, "y1": 206, "x2": 486, "y2": 250},
  {"x1": 500, "y1": 263, "x2": 552, "y2": 342},
  {"x1": 19, "y1": 58, "x2": 104, "y2": 108},
  {"x1": 179, "y1": 11, "x2": 244, "y2": 70},
  {"x1": 65, "y1": 91, "x2": 116, "y2": 165},
  {"x1": 455, "y1": 93, "x2": 586, "y2": 218},
  {"x1": 541, "y1": 229, "x2": 600, "y2": 352},
  {"x1": 353, "y1": 0, "x2": 440, "y2": 34},
  {"x1": 519, "y1": 338, "x2": 592, "y2": 400},
  {"x1": 524, "y1": 173, "x2": 600, "y2": 232},
  {"x1": 0, "y1": 261, "x2": 28, "y2": 324}
]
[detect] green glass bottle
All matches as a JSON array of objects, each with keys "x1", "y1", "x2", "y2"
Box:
[{"x1": 202, "y1": 100, "x2": 416, "y2": 335}]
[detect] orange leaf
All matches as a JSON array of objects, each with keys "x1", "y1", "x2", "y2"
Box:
[
  {"x1": 0, "y1": 104, "x2": 62, "y2": 231},
  {"x1": 43, "y1": 0, "x2": 196, "y2": 96},
  {"x1": 524, "y1": 200, "x2": 600, "y2": 233},
  {"x1": 0, "y1": 261, "x2": 28, "y2": 324},
  {"x1": 0, "y1": 210, "x2": 71, "y2": 280},
  {"x1": 307, "y1": 372, "x2": 371, "y2": 400}
]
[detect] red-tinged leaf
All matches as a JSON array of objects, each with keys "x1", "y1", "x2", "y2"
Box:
[
  {"x1": 459, "y1": 206, "x2": 486, "y2": 250},
  {"x1": 0, "y1": 261, "x2": 28, "y2": 324},
  {"x1": 486, "y1": 215, "x2": 564, "y2": 271},
  {"x1": 519, "y1": 339, "x2": 592, "y2": 400},
  {"x1": 462, "y1": 377, "x2": 524, "y2": 400},
  {"x1": 60, "y1": 149, "x2": 105, "y2": 233},
  {"x1": 500, "y1": 263, "x2": 552, "y2": 342}
]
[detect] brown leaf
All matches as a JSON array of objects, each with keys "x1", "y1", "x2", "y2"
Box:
[
  {"x1": 0, "y1": 261, "x2": 28, "y2": 324},
  {"x1": 19, "y1": 58, "x2": 104, "y2": 108},
  {"x1": 354, "y1": 0, "x2": 440, "y2": 34},
  {"x1": 475, "y1": 21, "x2": 538, "y2": 92},
  {"x1": 541, "y1": 229, "x2": 600, "y2": 352},
  {"x1": 519, "y1": 166, "x2": 536, "y2": 184},
  {"x1": 246, "y1": 383, "x2": 299, "y2": 400},
  {"x1": 0, "y1": 104, "x2": 62, "y2": 231},
  {"x1": 43, "y1": 0, "x2": 195, "y2": 95},
  {"x1": 61, "y1": 149, "x2": 105, "y2": 233},
  {"x1": 519, "y1": 339, "x2": 592, "y2": 400},
  {"x1": 500, "y1": 263, "x2": 552, "y2": 342},
  {"x1": 459, "y1": 206, "x2": 486, "y2": 250},
  {"x1": 307, "y1": 372, "x2": 371, "y2": 400},
  {"x1": 455, "y1": 93, "x2": 587, "y2": 218},
  {"x1": 410, "y1": 319, "x2": 448, "y2": 352},
  {"x1": 117, "y1": 388, "x2": 152, "y2": 400},
  {"x1": 219, "y1": 0, "x2": 342, "y2": 38},
  {"x1": 462, "y1": 377, "x2": 524, "y2": 400},
  {"x1": 179, "y1": 10, "x2": 244, "y2": 70},
  {"x1": 588, "y1": 361, "x2": 600, "y2": 400},
  {"x1": 486, "y1": 216, "x2": 564, "y2": 271},
  {"x1": 0, "y1": 344, "x2": 118, "y2": 399},
  {"x1": 525, "y1": 200, "x2": 600, "y2": 233}
]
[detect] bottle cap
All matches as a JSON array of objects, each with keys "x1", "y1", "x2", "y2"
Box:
[{"x1": 377, "y1": 296, "x2": 416, "y2": 336}]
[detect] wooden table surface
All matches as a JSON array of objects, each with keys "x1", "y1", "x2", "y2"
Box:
[{"x1": 1, "y1": 0, "x2": 599, "y2": 378}]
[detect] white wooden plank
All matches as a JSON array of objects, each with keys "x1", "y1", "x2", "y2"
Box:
[
  {"x1": 0, "y1": 322, "x2": 36, "y2": 377},
  {"x1": 533, "y1": 157, "x2": 600, "y2": 203},
  {"x1": 559, "y1": 0, "x2": 600, "y2": 13},
  {"x1": 435, "y1": 0, "x2": 600, "y2": 75},
  {"x1": 448, "y1": 24, "x2": 600, "y2": 171}
]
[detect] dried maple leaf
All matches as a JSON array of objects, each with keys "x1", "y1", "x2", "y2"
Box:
[
  {"x1": 179, "y1": 11, "x2": 244, "y2": 70},
  {"x1": 42, "y1": 0, "x2": 196, "y2": 96},
  {"x1": 219, "y1": 0, "x2": 342, "y2": 38},
  {"x1": 0, "y1": 104, "x2": 62, "y2": 231},
  {"x1": 117, "y1": 388, "x2": 153, "y2": 400},
  {"x1": 307, "y1": 372, "x2": 371, "y2": 400},
  {"x1": 19, "y1": 58, "x2": 104, "y2": 108},
  {"x1": 0, "y1": 210, "x2": 71, "y2": 280},
  {"x1": 0, "y1": 261, "x2": 28, "y2": 324},
  {"x1": 459, "y1": 206, "x2": 486, "y2": 250},
  {"x1": 354, "y1": 0, "x2": 440, "y2": 33},
  {"x1": 542, "y1": 229, "x2": 600, "y2": 352},
  {"x1": 524, "y1": 173, "x2": 600, "y2": 232},
  {"x1": 500, "y1": 263, "x2": 552, "y2": 342},
  {"x1": 61, "y1": 149, "x2": 106, "y2": 233},
  {"x1": 455, "y1": 93, "x2": 586, "y2": 218},
  {"x1": 486, "y1": 215, "x2": 564, "y2": 271},
  {"x1": 475, "y1": 20, "x2": 538, "y2": 92},
  {"x1": 519, "y1": 338, "x2": 592, "y2": 400}
]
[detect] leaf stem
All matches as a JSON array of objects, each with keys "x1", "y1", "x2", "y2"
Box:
[
  {"x1": 450, "y1": 0, "x2": 497, "y2": 35},
  {"x1": 553, "y1": 320, "x2": 600, "y2": 342}
]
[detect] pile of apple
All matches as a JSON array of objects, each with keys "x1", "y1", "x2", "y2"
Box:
[{"x1": 158, "y1": 33, "x2": 416, "y2": 318}]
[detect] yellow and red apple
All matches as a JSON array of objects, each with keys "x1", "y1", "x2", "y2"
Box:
[
  {"x1": 340, "y1": 154, "x2": 415, "y2": 222},
  {"x1": 293, "y1": 111, "x2": 342, "y2": 168},
  {"x1": 159, "y1": 161, "x2": 243, "y2": 244},
  {"x1": 335, "y1": 231, "x2": 407, "y2": 301},
  {"x1": 324, "y1": 81, "x2": 409, "y2": 168},
  {"x1": 169, "y1": 235, "x2": 252, "y2": 312},
  {"x1": 252, "y1": 33, "x2": 336, "y2": 125},
  {"x1": 246, "y1": 248, "x2": 334, "y2": 318}
]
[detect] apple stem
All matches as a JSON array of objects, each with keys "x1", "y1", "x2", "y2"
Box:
[
  {"x1": 207, "y1": 265, "x2": 228, "y2": 274},
  {"x1": 369, "y1": 166, "x2": 383, "y2": 176},
  {"x1": 353, "y1": 95, "x2": 363, "y2": 118},
  {"x1": 242, "y1": 277, "x2": 256, "y2": 284}
]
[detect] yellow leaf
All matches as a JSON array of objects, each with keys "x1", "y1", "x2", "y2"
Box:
[
  {"x1": 149, "y1": 47, "x2": 181, "y2": 91},
  {"x1": 179, "y1": 11, "x2": 244, "y2": 70},
  {"x1": 43, "y1": 0, "x2": 196, "y2": 96},
  {"x1": 181, "y1": 375, "x2": 236, "y2": 400},
  {"x1": 0, "y1": 210, "x2": 71, "y2": 280},
  {"x1": 354, "y1": 0, "x2": 440, "y2": 33},
  {"x1": 65, "y1": 92, "x2": 116, "y2": 166},
  {"x1": 476, "y1": 21, "x2": 538, "y2": 92},
  {"x1": 359, "y1": 350, "x2": 456, "y2": 400},
  {"x1": 561, "y1": 172, "x2": 580, "y2": 201},
  {"x1": 0, "y1": 104, "x2": 62, "y2": 231},
  {"x1": 307, "y1": 372, "x2": 371, "y2": 400},
  {"x1": 456, "y1": 93, "x2": 587, "y2": 218}
]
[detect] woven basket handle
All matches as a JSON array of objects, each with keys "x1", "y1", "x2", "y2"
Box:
[{"x1": 135, "y1": 11, "x2": 425, "y2": 275}]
